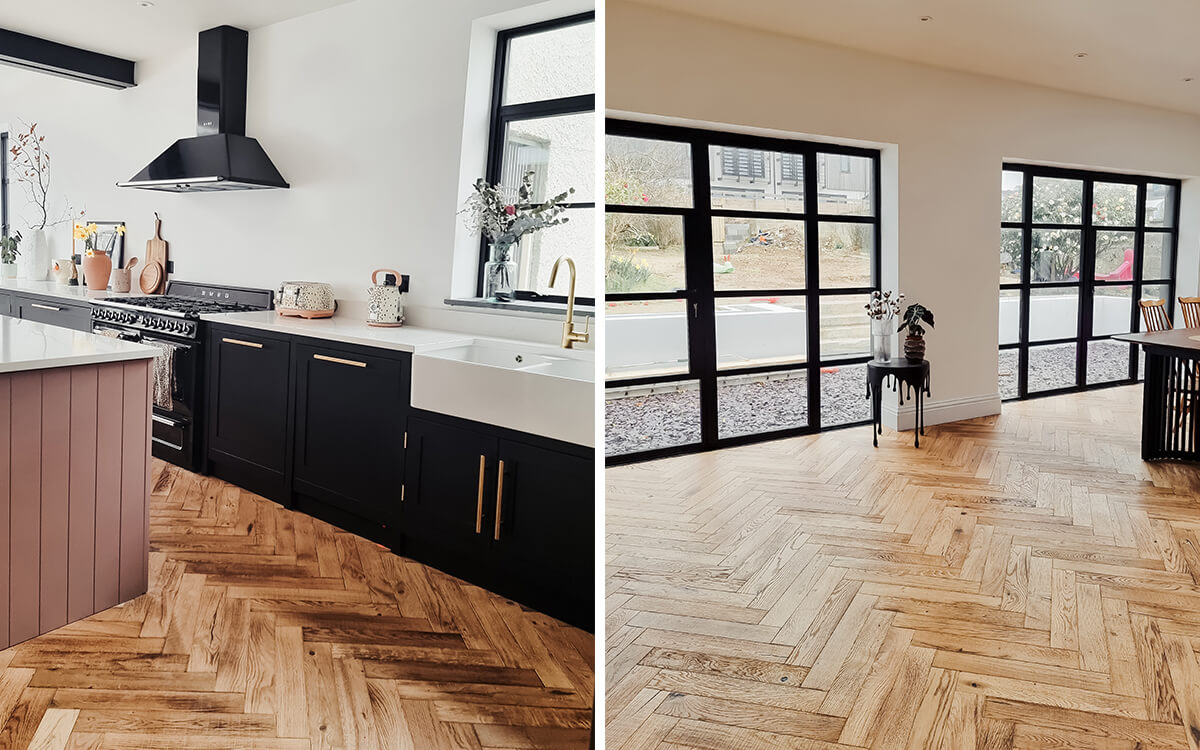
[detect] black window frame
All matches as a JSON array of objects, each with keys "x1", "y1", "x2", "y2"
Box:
[
  {"x1": 999, "y1": 163, "x2": 1181, "y2": 401},
  {"x1": 605, "y1": 118, "x2": 882, "y2": 465},
  {"x1": 476, "y1": 11, "x2": 596, "y2": 306},
  {"x1": 1, "y1": 131, "x2": 7, "y2": 239}
]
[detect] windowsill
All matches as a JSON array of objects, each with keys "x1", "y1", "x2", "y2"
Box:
[{"x1": 444, "y1": 297, "x2": 595, "y2": 318}]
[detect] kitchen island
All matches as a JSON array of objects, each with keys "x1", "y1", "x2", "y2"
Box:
[{"x1": 0, "y1": 316, "x2": 156, "y2": 647}]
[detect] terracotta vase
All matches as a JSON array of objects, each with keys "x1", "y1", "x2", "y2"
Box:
[
  {"x1": 904, "y1": 333, "x2": 926, "y2": 363},
  {"x1": 82, "y1": 253, "x2": 112, "y2": 291}
]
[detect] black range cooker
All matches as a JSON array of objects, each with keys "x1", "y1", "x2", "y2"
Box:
[{"x1": 91, "y1": 281, "x2": 274, "y2": 471}]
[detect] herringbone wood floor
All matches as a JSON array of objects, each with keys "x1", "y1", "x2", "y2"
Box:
[
  {"x1": 0, "y1": 461, "x2": 593, "y2": 749},
  {"x1": 606, "y1": 385, "x2": 1200, "y2": 750}
]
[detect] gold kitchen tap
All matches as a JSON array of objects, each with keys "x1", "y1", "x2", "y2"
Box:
[{"x1": 549, "y1": 255, "x2": 591, "y2": 349}]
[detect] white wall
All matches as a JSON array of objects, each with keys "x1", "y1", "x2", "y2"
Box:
[
  {"x1": 608, "y1": 1, "x2": 1200, "y2": 423},
  {"x1": 0, "y1": 0, "x2": 591, "y2": 344}
]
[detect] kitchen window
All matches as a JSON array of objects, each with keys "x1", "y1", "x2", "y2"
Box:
[
  {"x1": 1, "y1": 131, "x2": 8, "y2": 240},
  {"x1": 478, "y1": 12, "x2": 595, "y2": 304}
]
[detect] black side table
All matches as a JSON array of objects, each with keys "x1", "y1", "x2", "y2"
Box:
[{"x1": 866, "y1": 359, "x2": 931, "y2": 448}]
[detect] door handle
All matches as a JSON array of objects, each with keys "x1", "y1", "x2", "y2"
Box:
[
  {"x1": 314, "y1": 353, "x2": 366, "y2": 368},
  {"x1": 494, "y1": 460, "x2": 505, "y2": 541},
  {"x1": 475, "y1": 454, "x2": 486, "y2": 534},
  {"x1": 222, "y1": 337, "x2": 263, "y2": 349},
  {"x1": 31, "y1": 303, "x2": 62, "y2": 312}
]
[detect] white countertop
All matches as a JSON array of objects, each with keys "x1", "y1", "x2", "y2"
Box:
[
  {"x1": 0, "y1": 278, "x2": 140, "y2": 302},
  {"x1": 200, "y1": 310, "x2": 476, "y2": 353},
  {"x1": 0, "y1": 317, "x2": 157, "y2": 374}
]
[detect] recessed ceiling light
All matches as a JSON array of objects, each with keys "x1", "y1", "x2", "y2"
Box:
[
  {"x1": 919, "y1": 15, "x2": 933, "y2": 22},
  {"x1": 137, "y1": 1, "x2": 155, "y2": 7},
  {"x1": 1185, "y1": 77, "x2": 1195, "y2": 83},
  {"x1": 1074, "y1": 52, "x2": 1089, "y2": 59}
]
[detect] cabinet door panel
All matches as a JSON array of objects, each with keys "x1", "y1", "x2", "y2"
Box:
[
  {"x1": 494, "y1": 439, "x2": 593, "y2": 629},
  {"x1": 17, "y1": 298, "x2": 91, "y2": 331},
  {"x1": 292, "y1": 343, "x2": 408, "y2": 522},
  {"x1": 206, "y1": 329, "x2": 291, "y2": 501},
  {"x1": 402, "y1": 416, "x2": 495, "y2": 581}
]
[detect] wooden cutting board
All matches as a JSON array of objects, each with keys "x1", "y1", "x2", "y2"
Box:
[{"x1": 142, "y1": 213, "x2": 168, "y2": 294}]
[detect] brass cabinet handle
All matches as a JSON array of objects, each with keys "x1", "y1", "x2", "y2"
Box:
[
  {"x1": 31, "y1": 303, "x2": 62, "y2": 312},
  {"x1": 494, "y1": 460, "x2": 505, "y2": 541},
  {"x1": 222, "y1": 337, "x2": 263, "y2": 349},
  {"x1": 314, "y1": 353, "x2": 366, "y2": 368},
  {"x1": 475, "y1": 455, "x2": 486, "y2": 534}
]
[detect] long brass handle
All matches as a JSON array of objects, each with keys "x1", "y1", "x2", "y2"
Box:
[
  {"x1": 314, "y1": 353, "x2": 366, "y2": 368},
  {"x1": 475, "y1": 455, "x2": 486, "y2": 534},
  {"x1": 31, "y1": 303, "x2": 62, "y2": 312},
  {"x1": 494, "y1": 460, "x2": 505, "y2": 541},
  {"x1": 222, "y1": 337, "x2": 263, "y2": 349}
]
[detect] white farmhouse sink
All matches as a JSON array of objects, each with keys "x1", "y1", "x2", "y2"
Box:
[{"x1": 411, "y1": 339, "x2": 594, "y2": 447}]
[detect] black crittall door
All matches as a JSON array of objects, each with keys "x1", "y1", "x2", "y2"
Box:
[
  {"x1": 491, "y1": 439, "x2": 594, "y2": 629},
  {"x1": 604, "y1": 119, "x2": 881, "y2": 464},
  {"x1": 292, "y1": 342, "x2": 408, "y2": 538},
  {"x1": 401, "y1": 415, "x2": 498, "y2": 582}
]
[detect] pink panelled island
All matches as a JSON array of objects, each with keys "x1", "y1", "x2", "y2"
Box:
[{"x1": 0, "y1": 316, "x2": 156, "y2": 648}]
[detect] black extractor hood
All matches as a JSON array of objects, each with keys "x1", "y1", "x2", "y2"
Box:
[{"x1": 118, "y1": 25, "x2": 288, "y2": 192}]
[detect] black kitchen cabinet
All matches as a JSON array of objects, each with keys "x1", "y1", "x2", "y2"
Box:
[
  {"x1": 14, "y1": 293, "x2": 91, "y2": 331},
  {"x1": 291, "y1": 341, "x2": 409, "y2": 543},
  {"x1": 492, "y1": 438, "x2": 593, "y2": 628},
  {"x1": 402, "y1": 415, "x2": 498, "y2": 582},
  {"x1": 401, "y1": 410, "x2": 594, "y2": 631},
  {"x1": 206, "y1": 326, "x2": 293, "y2": 503},
  {"x1": 0, "y1": 292, "x2": 11, "y2": 317}
]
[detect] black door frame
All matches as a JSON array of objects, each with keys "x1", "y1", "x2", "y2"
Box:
[
  {"x1": 1000, "y1": 163, "x2": 1182, "y2": 400},
  {"x1": 605, "y1": 119, "x2": 882, "y2": 465}
]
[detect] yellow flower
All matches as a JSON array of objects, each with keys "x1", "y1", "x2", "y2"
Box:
[
  {"x1": 86, "y1": 223, "x2": 98, "y2": 233},
  {"x1": 116, "y1": 225, "x2": 126, "y2": 235}
]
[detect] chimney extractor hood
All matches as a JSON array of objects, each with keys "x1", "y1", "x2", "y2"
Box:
[{"x1": 118, "y1": 25, "x2": 288, "y2": 192}]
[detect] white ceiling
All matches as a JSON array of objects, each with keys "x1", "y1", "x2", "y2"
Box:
[
  {"x1": 627, "y1": 0, "x2": 1200, "y2": 117},
  {"x1": 0, "y1": 0, "x2": 357, "y2": 61}
]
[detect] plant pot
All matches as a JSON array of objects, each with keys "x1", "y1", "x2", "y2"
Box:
[
  {"x1": 81, "y1": 253, "x2": 112, "y2": 291},
  {"x1": 904, "y1": 333, "x2": 926, "y2": 362},
  {"x1": 0, "y1": 262, "x2": 15, "y2": 279},
  {"x1": 483, "y1": 242, "x2": 518, "y2": 302}
]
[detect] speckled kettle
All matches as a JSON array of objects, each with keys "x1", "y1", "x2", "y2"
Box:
[{"x1": 367, "y1": 268, "x2": 409, "y2": 328}]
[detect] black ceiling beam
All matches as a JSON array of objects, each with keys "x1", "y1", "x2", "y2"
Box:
[{"x1": 0, "y1": 28, "x2": 135, "y2": 89}]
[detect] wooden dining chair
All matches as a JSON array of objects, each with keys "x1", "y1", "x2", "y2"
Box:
[
  {"x1": 1179, "y1": 297, "x2": 1200, "y2": 328},
  {"x1": 1140, "y1": 298, "x2": 1173, "y2": 332}
]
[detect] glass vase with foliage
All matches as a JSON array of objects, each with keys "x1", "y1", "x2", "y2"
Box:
[
  {"x1": 0, "y1": 231, "x2": 21, "y2": 265},
  {"x1": 462, "y1": 170, "x2": 574, "y2": 301}
]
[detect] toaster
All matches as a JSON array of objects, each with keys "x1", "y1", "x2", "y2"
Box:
[{"x1": 275, "y1": 281, "x2": 337, "y2": 319}]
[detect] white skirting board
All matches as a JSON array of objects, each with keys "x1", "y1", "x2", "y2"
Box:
[{"x1": 881, "y1": 392, "x2": 1002, "y2": 432}]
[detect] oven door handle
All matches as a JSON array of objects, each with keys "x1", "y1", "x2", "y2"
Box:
[{"x1": 152, "y1": 413, "x2": 185, "y2": 428}]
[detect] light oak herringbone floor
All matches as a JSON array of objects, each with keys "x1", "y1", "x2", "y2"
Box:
[
  {"x1": 606, "y1": 385, "x2": 1200, "y2": 750},
  {"x1": 0, "y1": 461, "x2": 593, "y2": 749}
]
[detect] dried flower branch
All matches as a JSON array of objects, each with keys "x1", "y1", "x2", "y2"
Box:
[{"x1": 460, "y1": 171, "x2": 574, "y2": 257}]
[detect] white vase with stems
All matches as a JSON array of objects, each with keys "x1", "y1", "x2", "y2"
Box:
[
  {"x1": 17, "y1": 228, "x2": 49, "y2": 281},
  {"x1": 866, "y1": 290, "x2": 904, "y2": 363}
]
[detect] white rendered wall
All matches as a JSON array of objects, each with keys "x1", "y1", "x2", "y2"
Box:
[
  {"x1": 608, "y1": 1, "x2": 1200, "y2": 424},
  {"x1": 0, "y1": 0, "x2": 591, "y2": 344}
]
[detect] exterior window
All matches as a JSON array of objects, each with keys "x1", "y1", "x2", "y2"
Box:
[
  {"x1": 605, "y1": 120, "x2": 880, "y2": 462},
  {"x1": 998, "y1": 165, "x2": 1180, "y2": 399},
  {"x1": 480, "y1": 13, "x2": 595, "y2": 303},
  {"x1": 0, "y1": 131, "x2": 8, "y2": 242}
]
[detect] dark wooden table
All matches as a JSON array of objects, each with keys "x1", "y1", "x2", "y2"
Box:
[
  {"x1": 1114, "y1": 329, "x2": 1200, "y2": 461},
  {"x1": 866, "y1": 359, "x2": 930, "y2": 448}
]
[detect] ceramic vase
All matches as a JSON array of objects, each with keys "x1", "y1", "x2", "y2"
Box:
[
  {"x1": 82, "y1": 253, "x2": 112, "y2": 291},
  {"x1": 17, "y1": 228, "x2": 49, "y2": 281},
  {"x1": 1, "y1": 263, "x2": 15, "y2": 279},
  {"x1": 483, "y1": 242, "x2": 518, "y2": 302},
  {"x1": 904, "y1": 333, "x2": 926, "y2": 363}
]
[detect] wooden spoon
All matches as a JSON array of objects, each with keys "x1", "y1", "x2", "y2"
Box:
[{"x1": 125, "y1": 257, "x2": 138, "y2": 271}]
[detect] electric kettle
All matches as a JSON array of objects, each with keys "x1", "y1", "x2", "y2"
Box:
[{"x1": 367, "y1": 269, "x2": 409, "y2": 327}]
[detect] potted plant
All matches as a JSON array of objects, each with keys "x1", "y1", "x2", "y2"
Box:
[
  {"x1": 75, "y1": 222, "x2": 124, "y2": 291},
  {"x1": 898, "y1": 302, "x2": 935, "y2": 362},
  {"x1": 0, "y1": 231, "x2": 21, "y2": 279},
  {"x1": 461, "y1": 170, "x2": 574, "y2": 302}
]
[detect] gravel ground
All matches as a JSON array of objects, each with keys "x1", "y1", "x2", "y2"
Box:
[
  {"x1": 1000, "y1": 339, "x2": 1135, "y2": 397},
  {"x1": 605, "y1": 365, "x2": 872, "y2": 456}
]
